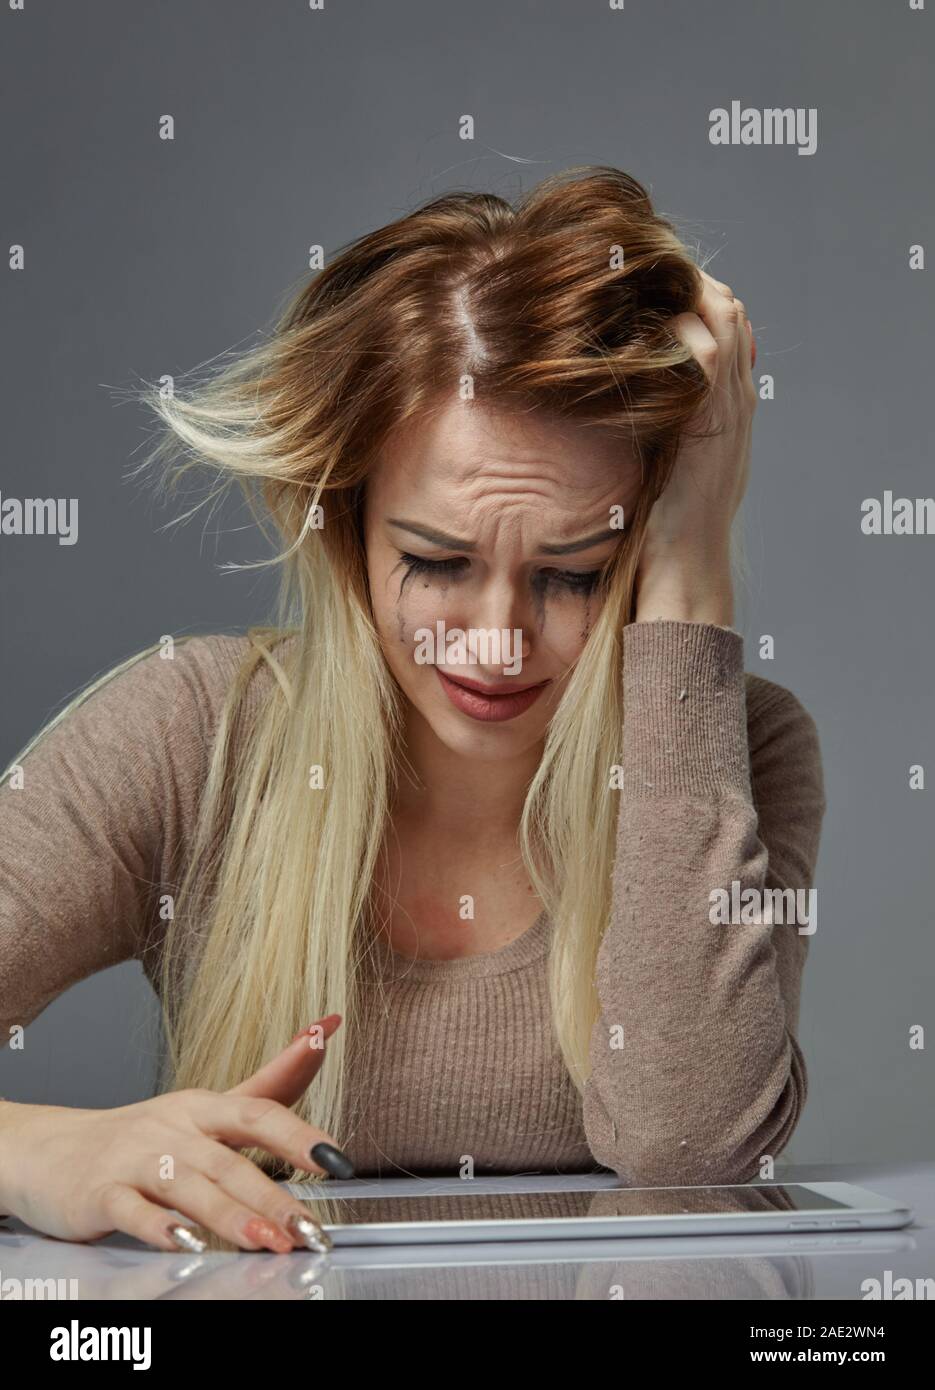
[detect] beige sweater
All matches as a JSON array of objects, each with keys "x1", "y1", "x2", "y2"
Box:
[{"x1": 0, "y1": 621, "x2": 825, "y2": 1184}]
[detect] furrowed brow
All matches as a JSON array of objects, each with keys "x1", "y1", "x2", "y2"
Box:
[
  {"x1": 387, "y1": 519, "x2": 478, "y2": 552},
  {"x1": 386, "y1": 520, "x2": 622, "y2": 556},
  {"x1": 536, "y1": 527, "x2": 621, "y2": 556}
]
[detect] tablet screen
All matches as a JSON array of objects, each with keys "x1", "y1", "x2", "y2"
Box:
[{"x1": 301, "y1": 1183, "x2": 852, "y2": 1228}]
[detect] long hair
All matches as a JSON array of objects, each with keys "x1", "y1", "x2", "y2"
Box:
[{"x1": 23, "y1": 167, "x2": 728, "y2": 1180}]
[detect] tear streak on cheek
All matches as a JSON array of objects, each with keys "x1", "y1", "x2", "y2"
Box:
[
  {"x1": 392, "y1": 595, "x2": 588, "y2": 652},
  {"x1": 394, "y1": 596, "x2": 438, "y2": 647},
  {"x1": 580, "y1": 595, "x2": 594, "y2": 643}
]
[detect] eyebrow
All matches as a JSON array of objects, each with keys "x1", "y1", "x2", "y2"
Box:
[{"x1": 386, "y1": 518, "x2": 622, "y2": 556}]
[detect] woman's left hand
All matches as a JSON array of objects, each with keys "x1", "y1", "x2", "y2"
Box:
[{"x1": 634, "y1": 268, "x2": 757, "y2": 628}]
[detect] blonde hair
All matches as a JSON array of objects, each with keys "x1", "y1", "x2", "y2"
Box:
[{"x1": 20, "y1": 167, "x2": 728, "y2": 1181}]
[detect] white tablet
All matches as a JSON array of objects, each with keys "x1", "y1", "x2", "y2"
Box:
[{"x1": 297, "y1": 1181, "x2": 913, "y2": 1246}]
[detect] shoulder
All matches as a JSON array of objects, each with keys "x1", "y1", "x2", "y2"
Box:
[
  {"x1": 743, "y1": 670, "x2": 825, "y2": 809},
  {"x1": 96, "y1": 632, "x2": 271, "y2": 744},
  {"x1": 0, "y1": 633, "x2": 294, "y2": 993},
  {"x1": 5, "y1": 631, "x2": 288, "y2": 806},
  {"x1": 743, "y1": 669, "x2": 819, "y2": 740},
  {"x1": 34, "y1": 634, "x2": 264, "y2": 753}
]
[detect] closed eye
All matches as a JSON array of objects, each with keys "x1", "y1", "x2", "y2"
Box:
[
  {"x1": 397, "y1": 552, "x2": 469, "y2": 579},
  {"x1": 397, "y1": 551, "x2": 604, "y2": 596},
  {"x1": 540, "y1": 567, "x2": 603, "y2": 596}
]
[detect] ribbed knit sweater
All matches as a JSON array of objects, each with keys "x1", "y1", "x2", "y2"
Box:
[{"x1": 0, "y1": 621, "x2": 825, "y2": 1184}]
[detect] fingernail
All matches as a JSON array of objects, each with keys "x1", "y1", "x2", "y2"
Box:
[
  {"x1": 243, "y1": 1217, "x2": 294, "y2": 1253},
  {"x1": 290, "y1": 1014, "x2": 341, "y2": 1045},
  {"x1": 310, "y1": 1142, "x2": 355, "y2": 1179},
  {"x1": 286, "y1": 1210, "x2": 333, "y2": 1253},
  {"x1": 168, "y1": 1223, "x2": 206, "y2": 1253}
]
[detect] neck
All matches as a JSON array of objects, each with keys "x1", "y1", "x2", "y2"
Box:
[{"x1": 395, "y1": 703, "x2": 543, "y2": 837}]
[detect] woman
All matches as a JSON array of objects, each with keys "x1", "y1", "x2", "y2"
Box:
[{"x1": 0, "y1": 166, "x2": 825, "y2": 1256}]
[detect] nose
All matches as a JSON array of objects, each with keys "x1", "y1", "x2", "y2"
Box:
[{"x1": 459, "y1": 577, "x2": 533, "y2": 677}]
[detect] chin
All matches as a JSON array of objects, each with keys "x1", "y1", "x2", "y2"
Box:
[{"x1": 420, "y1": 698, "x2": 549, "y2": 758}]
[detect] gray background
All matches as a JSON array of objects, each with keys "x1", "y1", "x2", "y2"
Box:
[{"x1": 1, "y1": 0, "x2": 932, "y2": 1167}]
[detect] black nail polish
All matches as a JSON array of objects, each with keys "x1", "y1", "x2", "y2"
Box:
[{"x1": 310, "y1": 1141, "x2": 356, "y2": 1179}]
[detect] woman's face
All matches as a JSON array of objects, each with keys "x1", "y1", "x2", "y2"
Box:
[{"x1": 363, "y1": 398, "x2": 641, "y2": 763}]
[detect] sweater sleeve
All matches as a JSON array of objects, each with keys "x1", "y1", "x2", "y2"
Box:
[
  {"x1": 581, "y1": 619, "x2": 826, "y2": 1186},
  {"x1": 0, "y1": 637, "x2": 242, "y2": 1038}
]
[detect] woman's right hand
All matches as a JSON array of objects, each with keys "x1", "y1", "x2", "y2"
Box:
[{"x1": 0, "y1": 1013, "x2": 350, "y2": 1253}]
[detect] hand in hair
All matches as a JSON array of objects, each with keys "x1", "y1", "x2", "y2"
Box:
[{"x1": 634, "y1": 268, "x2": 757, "y2": 628}]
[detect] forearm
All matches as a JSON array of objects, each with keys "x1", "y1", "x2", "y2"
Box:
[
  {"x1": 633, "y1": 548, "x2": 735, "y2": 628},
  {"x1": 582, "y1": 621, "x2": 823, "y2": 1185},
  {"x1": 0, "y1": 1099, "x2": 24, "y2": 1215},
  {"x1": 0, "y1": 1098, "x2": 46, "y2": 1217}
]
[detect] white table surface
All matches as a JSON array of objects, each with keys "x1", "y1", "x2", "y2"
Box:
[{"x1": 0, "y1": 1161, "x2": 930, "y2": 1300}]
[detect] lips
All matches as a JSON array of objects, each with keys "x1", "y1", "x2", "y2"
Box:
[
  {"x1": 438, "y1": 671, "x2": 544, "y2": 696},
  {"x1": 435, "y1": 668, "x2": 549, "y2": 723}
]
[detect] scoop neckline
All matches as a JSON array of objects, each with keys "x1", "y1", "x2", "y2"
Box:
[{"x1": 367, "y1": 908, "x2": 551, "y2": 981}]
